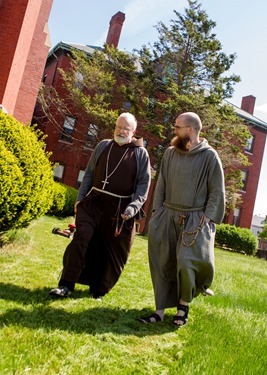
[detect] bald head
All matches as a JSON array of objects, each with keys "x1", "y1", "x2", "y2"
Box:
[{"x1": 177, "y1": 112, "x2": 202, "y2": 133}]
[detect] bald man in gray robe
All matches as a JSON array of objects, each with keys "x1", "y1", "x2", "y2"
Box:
[{"x1": 139, "y1": 112, "x2": 225, "y2": 326}]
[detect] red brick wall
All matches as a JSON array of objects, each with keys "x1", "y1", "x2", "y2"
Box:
[
  {"x1": 239, "y1": 126, "x2": 266, "y2": 228},
  {"x1": 226, "y1": 126, "x2": 267, "y2": 228},
  {"x1": 106, "y1": 12, "x2": 125, "y2": 48},
  {"x1": 0, "y1": 0, "x2": 27, "y2": 111},
  {"x1": 0, "y1": 0, "x2": 53, "y2": 123},
  {"x1": 14, "y1": 0, "x2": 53, "y2": 124},
  {"x1": 241, "y1": 95, "x2": 256, "y2": 115},
  {"x1": 37, "y1": 52, "x2": 95, "y2": 187}
]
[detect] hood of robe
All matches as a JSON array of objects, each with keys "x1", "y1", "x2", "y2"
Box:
[
  {"x1": 118, "y1": 136, "x2": 145, "y2": 148},
  {"x1": 175, "y1": 138, "x2": 212, "y2": 155}
]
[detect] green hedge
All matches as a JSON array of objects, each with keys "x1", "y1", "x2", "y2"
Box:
[
  {"x1": 49, "y1": 182, "x2": 77, "y2": 217},
  {"x1": 0, "y1": 112, "x2": 54, "y2": 232},
  {"x1": 258, "y1": 224, "x2": 267, "y2": 240},
  {"x1": 215, "y1": 223, "x2": 258, "y2": 256}
]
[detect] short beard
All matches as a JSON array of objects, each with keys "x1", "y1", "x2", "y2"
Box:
[
  {"x1": 114, "y1": 135, "x2": 130, "y2": 145},
  {"x1": 171, "y1": 135, "x2": 190, "y2": 151}
]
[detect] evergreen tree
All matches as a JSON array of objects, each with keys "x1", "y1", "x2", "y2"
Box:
[{"x1": 136, "y1": 0, "x2": 250, "y2": 209}]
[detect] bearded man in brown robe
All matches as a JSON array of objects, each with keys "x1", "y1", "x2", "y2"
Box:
[
  {"x1": 139, "y1": 112, "x2": 225, "y2": 326},
  {"x1": 50, "y1": 112, "x2": 151, "y2": 300}
]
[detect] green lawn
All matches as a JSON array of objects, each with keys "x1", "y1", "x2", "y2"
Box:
[{"x1": 0, "y1": 215, "x2": 266, "y2": 375}]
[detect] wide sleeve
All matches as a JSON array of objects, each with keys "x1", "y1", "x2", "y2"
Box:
[
  {"x1": 152, "y1": 150, "x2": 168, "y2": 211},
  {"x1": 123, "y1": 147, "x2": 151, "y2": 218},
  {"x1": 205, "y1": 152, "x2": 225, "y2": 224}
]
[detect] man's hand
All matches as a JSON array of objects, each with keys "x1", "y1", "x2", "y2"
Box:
[{"x1": 121, "y1": 213, "x2": 130, "y2": 221}]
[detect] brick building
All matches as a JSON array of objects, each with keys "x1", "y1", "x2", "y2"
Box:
[
  {"x1": 35, "y1": 12, "x2": 267, "y2": 231},
  {"x1": 225, "y1": 95, "x2": 267, "y2": 228},
  {"x1": 2, "y1": 3, "x2": 266, "y2": 231},
  {"x1": 0, "y1": 0, "x2": 53, "y2": 124},
  {"x1": 34, "y1": 11, "x2": 127, "y2": 189}
]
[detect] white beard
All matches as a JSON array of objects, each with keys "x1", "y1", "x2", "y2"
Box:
[{"x1": 114, "y1": 135, "x2": 131, "y2": 145}]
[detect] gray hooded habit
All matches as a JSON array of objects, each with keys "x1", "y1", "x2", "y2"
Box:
[{"x1": 148, "y1": 138, "x2": 225, "y2": 309}]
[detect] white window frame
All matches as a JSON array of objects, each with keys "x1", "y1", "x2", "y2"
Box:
[
  {"x1": 245, "y1": 135, "x2": 254, "y2": 153},
  {"x1": 77, "y1": 169, "x2": 85, "y2": 186},
  {"x1": 233, "y1": 207, "x2": 241, "y2": 226},
  {"x1": 53, "y1": 164, "x2": 64, "y2": 181},
  {"x1": 85, "y1": 123, "x2": 98, "y2": 149},
  {"x1": 61, "y1": 115, "x2": 76, "y2": 142}
]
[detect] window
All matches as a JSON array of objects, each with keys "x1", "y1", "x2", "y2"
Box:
[
  {"x1": 85, "y1": 123, "x2": 98, "y2": 149},
  {"x1": 241, "y1": 170, "x2": 248, "y2": 191},
  {"x1": 61, "y1": 116, "x2": 76, "y2": 143},
  {"x1": 53, "y1": 164, "x2": 64, "y2": 181},
  {"x1": 245, "y1": 135, "x2": 254, "y2": 153},
  {"x1": 232, "y1": 207, "x2": 241, "y2": 226},
  {"x1": 123, "y1": 101, "x2": 132, "y2": 110},
  {"x1": 146, "y1": 97, "x2": 156, "y2": 111},
  {"x1": 162, "y1": 63, "x2": 177, "y2": 83},
  {"x1": 76, "y1": 169, "x2": 85, "y2": 188},
  {"x1": 75, "y1": 71, "x2": 84, "y2": 89}
]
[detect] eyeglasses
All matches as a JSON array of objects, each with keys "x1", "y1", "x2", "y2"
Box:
[{"x1": 115, "y1": 126, "x2": 133, "y2": 133}]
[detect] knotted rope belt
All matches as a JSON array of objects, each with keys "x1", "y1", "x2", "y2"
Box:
[
  {"x1": 163, "y1": 202, "x2": 206, "y2": 247},
  {"x1": 88, "y1": 186, "x2": 132, "y2": 237}
]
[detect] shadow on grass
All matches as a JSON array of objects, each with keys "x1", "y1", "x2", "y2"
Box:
[{"x1": 0, "y1": 282, "x2": 175, "y2": 337}]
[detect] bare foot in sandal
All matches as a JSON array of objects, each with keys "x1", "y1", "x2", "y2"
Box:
[
  {"x1": 173, "y1": 303, "x2": 189, "y2": 327},
  {"x1": 138, "y1": 310, "x2": 164, "y2": 323}
]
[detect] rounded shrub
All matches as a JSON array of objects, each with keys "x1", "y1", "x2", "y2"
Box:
[
  {"x1": 0, "y1": 142, "x2": 24, "y2": 226},
  {"x1": 0, "y1": 112, "x2": 54, "y2": 232},
  {"x1": 215, "y1": 223, "x2": 258, "y2": 256},
  {"x1": 49, "y1": 182, "x2": 77, "y2": 217}
]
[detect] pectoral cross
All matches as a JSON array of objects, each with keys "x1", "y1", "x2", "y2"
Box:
[{"x1": 102, "y1": 178, "x2": 109, "y2": 189}]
